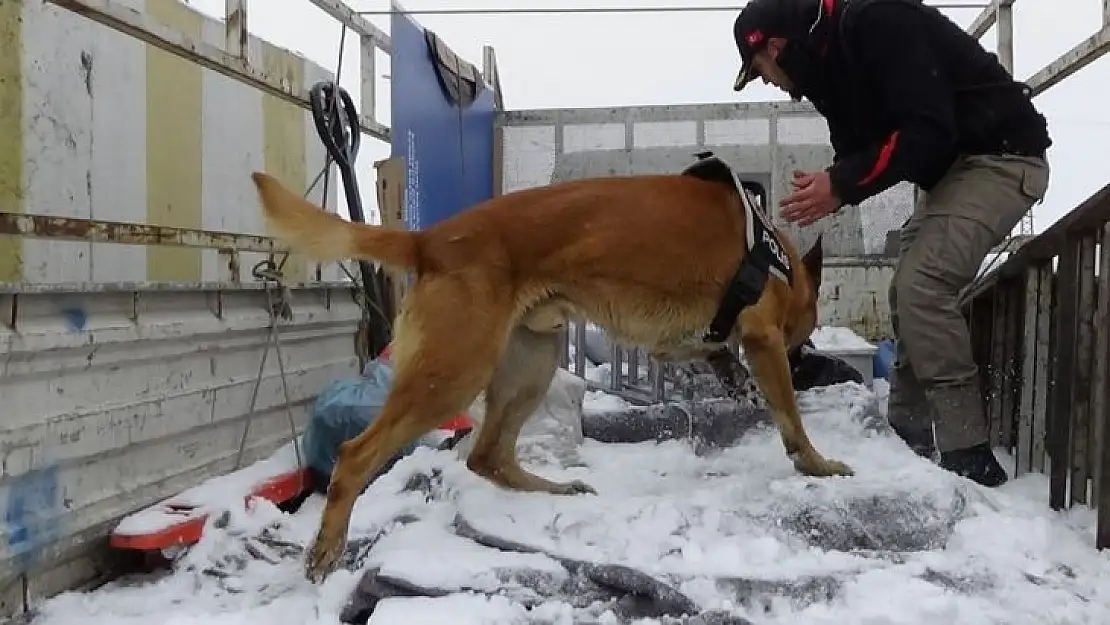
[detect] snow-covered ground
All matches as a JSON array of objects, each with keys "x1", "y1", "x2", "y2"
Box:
[{"x1": 27, "y1": 380, "x2": 1110, "y2": 625}]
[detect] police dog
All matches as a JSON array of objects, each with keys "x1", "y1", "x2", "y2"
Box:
[{"x1": 249, "y1": 166, "x2": 848, "y2": 582}]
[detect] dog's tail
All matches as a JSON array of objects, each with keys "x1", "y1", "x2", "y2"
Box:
[
  {"x1": 802, "y1": 234, "x2": 824, "y2": 294},
  {"x1": 250, "y1": 172, "x2": 418, "y2": 270}
]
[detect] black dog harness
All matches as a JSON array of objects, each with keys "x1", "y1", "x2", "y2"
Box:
[{"x1": 680, "y1": 152, "x2": 794, "y2": 344}]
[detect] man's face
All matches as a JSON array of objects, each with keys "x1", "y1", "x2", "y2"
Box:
[{"x1": 751, "y1": 37, "x2": 796, "y2": 93}]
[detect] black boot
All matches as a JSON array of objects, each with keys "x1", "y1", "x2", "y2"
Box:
[
  {"x1": 939, "y1": 442, "x2": 1009, "y2": 487},
  {"x1": 887, "y1": 363, "x2": 936, "y2": 459},
  {"x1": 889, "y1": 423, "x2": 936, "y2": 459}
]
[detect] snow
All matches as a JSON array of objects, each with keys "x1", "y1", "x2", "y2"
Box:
[
  {"x1": 582, "y1": 390, "x2": 634, "y2": 415},
  {"x1": 27, "y1": 378, "x2": 1110, "y2": 625},
  {"x1": 112, "y1": 442, "x2": 304, "y2": 537},
  {"x1": 808, "y1": 326, "x2": 875, "y2": 354}
]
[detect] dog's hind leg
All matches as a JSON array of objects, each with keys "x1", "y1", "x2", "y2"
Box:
[
  {"x1": 466, "y1": 324, "x2": 596, "y2": 496},
  {"x1": 304, "y1": 279, "x2": 511, "y2": 582},
  {"x1": 739, "y1": 314, "x2": 854, "y2": 478}
]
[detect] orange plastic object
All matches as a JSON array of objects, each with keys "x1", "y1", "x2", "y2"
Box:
[
  {"x1": 109, "y1": 468, "x2": 313, "y2": 551},
  {"x1": 112, "y1": 345, "x2": 472, "y2": 553}
]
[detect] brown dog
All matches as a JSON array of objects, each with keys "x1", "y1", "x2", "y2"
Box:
[{"x1": 249, "y1": 166, "x2": 852, "y2": 582}]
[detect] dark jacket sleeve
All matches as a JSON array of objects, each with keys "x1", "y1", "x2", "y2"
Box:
[{"x1": 826, "y1": 3, "x2": 958, "y2": 207}]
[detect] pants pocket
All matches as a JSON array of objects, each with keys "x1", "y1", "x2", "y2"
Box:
[{"x1": 1018, "y1": 160, "x2": 1050, "y2": 204}]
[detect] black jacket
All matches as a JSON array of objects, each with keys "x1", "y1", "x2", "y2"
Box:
[{"x1": 786, "y1": 0, "x2": 1052, "y2": 206}]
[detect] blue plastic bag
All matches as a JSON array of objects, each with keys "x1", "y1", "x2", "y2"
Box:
[
  {"x1": 302, "y1": 358, "x2": 419, "y2": 491},
  {"x1": 873, "y1": 339, "x2": 896, "y2": 380}
]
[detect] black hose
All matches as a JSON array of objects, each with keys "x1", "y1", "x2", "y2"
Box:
[{"x1": 309, "y1": 80, "x2": 392, "y2": 359}]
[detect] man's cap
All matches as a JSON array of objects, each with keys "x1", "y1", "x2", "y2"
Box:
[{"x1": 733, "y1": 0, "x2": 820, "y2": 92}]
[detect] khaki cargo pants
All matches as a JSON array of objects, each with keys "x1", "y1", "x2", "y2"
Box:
[{"x1": 888, "y1": 153, "x2": 1050, "y2": 452}]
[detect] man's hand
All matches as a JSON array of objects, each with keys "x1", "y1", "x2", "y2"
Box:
[{"x1": 780, "y1": 170, "x2": 843, "y2": 227}]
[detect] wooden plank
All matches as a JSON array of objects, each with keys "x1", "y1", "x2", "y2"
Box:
[
  {"x1": 963, "y1": 183, "x2": 1110, "y2": 303},
  {"x1": 1096, "y1": 226, "x2": 1110, "y2": 547},
  {"x1": 1000, "y1": 277, "x2": 1024, "y2": 450},
  {"x1": 988, "y1": 284, "x2": 1009, "y2": 445},
  {"x1": 969, "y1": 297, "x2": 995, "y2": 426},
  {"x1": 47, "y1": 0, "x2": 390, "y2": 142},
  {"x1": 1017, "y1": 265, "x2": 1041, "y2": 475},
  {"x1": 1093, "y1": 227, "x2": 1110, "y2": 510},
  {"x1": 1049, "y1": 242, "x2": 1080, "y2": 510},
  {"x1": 1031, "y1": 264, "x2": 1054, "y2": 473},
  {"x1": 1072, "y1": 235, "x2": 1098, "y2": 505}
]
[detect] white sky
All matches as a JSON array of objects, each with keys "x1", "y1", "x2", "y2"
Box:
[{"x1": 189, "y1": 0, "x2": 1110, "y2": 233}]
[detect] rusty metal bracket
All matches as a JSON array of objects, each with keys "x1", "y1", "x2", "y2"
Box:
[{"x1": 0, "y1": 212, "x2": 285, "y2": 253}]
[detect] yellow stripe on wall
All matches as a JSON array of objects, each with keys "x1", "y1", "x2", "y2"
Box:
[
  {"x1": 145, "y1": 0, "x2": 203, "y2": 282},
  {"x1": 261, "y1": 41, "x2": 308, "y2": 283},
  {"x1": 0, "y1": 0, "x2": 23, "y2": 283}
]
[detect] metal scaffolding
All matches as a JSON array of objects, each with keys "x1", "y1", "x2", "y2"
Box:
[{"x1": 968, "y1": 0, "x2": 1110, "y2": 235}]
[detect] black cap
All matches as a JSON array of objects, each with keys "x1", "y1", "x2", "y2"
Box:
[{"x1": 733, "y1": 0, "x2": 821, "y2": 92}]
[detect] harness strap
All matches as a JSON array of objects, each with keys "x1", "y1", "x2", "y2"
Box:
[
  {"x1": 679, "y1": 152, "x2": 793, "y2": 345},
  {"x1": 703, "y1": 261, "x2": 770, "y2": 344}
]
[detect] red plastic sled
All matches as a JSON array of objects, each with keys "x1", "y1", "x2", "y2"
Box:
[
  {"x1": 110, "y1": 445, "x2": 314, "y2": 551},
  {"x1": 111, "y1": 343, "x2": 473, "y2": 552}
]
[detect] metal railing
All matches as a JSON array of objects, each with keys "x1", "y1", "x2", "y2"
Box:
[
  {"x1": 963, "y1": 181, "x2": 1110, "y2": 550},
  {"x1": 560, "y1": 321, "x2": 673, "y2": 406},
  {"x1": 48, "y1": 0, "x2": 391, "y2": 142}
]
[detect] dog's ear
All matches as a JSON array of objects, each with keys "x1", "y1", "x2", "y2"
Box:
[{"x1": 802, "y1": 234, "x2": 824, "y2": 295}]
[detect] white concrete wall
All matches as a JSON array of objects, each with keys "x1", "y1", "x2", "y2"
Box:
[
  {"x1": 498, "y1": 103, "x2": 915, "y2": 259},
  {"x1": 1, "y1": 0, "x2": 345, "y2": 286},
  {"x1": 0, "y1": 0, "x2": 367, "y2": 614},
  {"x1": 820, "y1": 261, "x2": 897, "y2": 340},
  {"x1": 0, "y1": 285, "x2": 362, "y2": 612},
  {"x1": 498, "y1": 103, "x2": 903, "y2": 341}
]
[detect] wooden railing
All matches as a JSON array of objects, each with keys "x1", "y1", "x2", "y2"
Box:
[{"x1": 963, "y1": 181, "x2": 1110, "y2": 550}]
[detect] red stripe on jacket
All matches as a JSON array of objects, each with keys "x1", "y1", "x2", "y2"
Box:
[{"x1": 857, "y1": 131, "x2": 900, "y2": 187}]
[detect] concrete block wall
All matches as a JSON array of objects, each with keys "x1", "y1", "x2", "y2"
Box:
[
  {"x1": 498, "y1": 102, "x2": 909, "y2": 338},
  {"x1": 498, "y1": 102, "x2": 915, "y2": 260}
]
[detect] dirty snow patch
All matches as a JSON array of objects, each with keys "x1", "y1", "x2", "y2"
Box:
[{"x1": 26, "y1": 381, "x2": 1110, "y2": 625}]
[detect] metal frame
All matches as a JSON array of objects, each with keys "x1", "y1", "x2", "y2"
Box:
[
  {"x1": 15, "y1": 0, "x2": 507, "y2": 291},
  {"x1": 49, "y1": 0, "x2": 391, "y2": 141},
  {"x1": 969, "y1": 0, "x2": 1110, "y2": 98},
  {"x1": 968, "y1": 0, "x2": 1110, "y2": 235},
  {"x1": 1, "y1": 0, "x2": 395, "y2": 287},
  {"x1": 4, "y1": 0, "x2": 431, "y2": 291},
  {"x1": 0, "y1": 213, "x2": 297, "y2": 287}
]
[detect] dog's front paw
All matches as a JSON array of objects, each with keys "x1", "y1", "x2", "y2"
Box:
[
  {"x1": 794, "y1": 454, "x2": 854, "y2": 478},
  {"x1": 304, "y1": 531, "x2": 345, "y2": 583}
]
